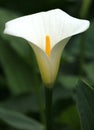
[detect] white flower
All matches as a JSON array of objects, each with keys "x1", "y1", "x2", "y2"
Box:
[{"x1": 4, "y1": 9, "x2": 90, "y2": 87}]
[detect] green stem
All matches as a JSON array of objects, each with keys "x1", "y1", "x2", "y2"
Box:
[
  {"x1": 80, "y1": 0, "x2": 92, "y2": 18},
  {"x1": 45, "y1": 87, "x2": 53, "y2": 130}
]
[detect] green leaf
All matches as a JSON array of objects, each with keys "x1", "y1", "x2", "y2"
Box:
[
  {"x1": 53, "y1": 84, "x2": 73, "y2": 103},
  {"x1": 0, "y1": 93, "x2": 39, "y2": 113},
  {"x1": 53, "y1": 84, "x2": 74, "y2": 118},
  {"x1": 83, "y1": 22, "x2": 94, "y2": 59},
  {"x1": 0, "y1": 8, "x2": 18, "y2": 35},
  {"x1": 7, "y1": 37, "x2": 37, "y2": 68},
  {"x1": 57, "y1": 105, "x2": 80, "y2": 128},
  {"x1": 0, "y1": 107, "x2": 44, "y2": 130},
  {"x1": 0, "y1": 8, "x2": 37, "y2": 68},
  {"x1": 58, "y1": 74, "x2": 78, "y2": 89},
  {"x1": 76, "y1": 80, "x2": 94, "y2": 130},
  {"x1": 0, "y1": 41, "x2": 35, "y2": 94},
  {"x1": 68, "y1": 22, "x2": 94, "y2": 59},
  {"x1": 84, "y1": 62, "x2": 94, "y2": 86}
]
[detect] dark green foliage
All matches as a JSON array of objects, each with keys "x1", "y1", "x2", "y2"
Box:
[
  {"x1": 0, "y1": 0, "x2": 94, "y2": 130},
  {"x1": 76, "y1": 80, "x2": 94, "y2": 130}
]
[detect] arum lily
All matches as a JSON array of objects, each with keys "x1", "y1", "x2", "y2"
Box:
[{"x1": 4, "y1": 9, "x2": 90, "y2": 87}]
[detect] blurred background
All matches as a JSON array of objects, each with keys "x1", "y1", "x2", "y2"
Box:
[{"x1": 0, "y1": 0, "x2": 94, "y2": 130}]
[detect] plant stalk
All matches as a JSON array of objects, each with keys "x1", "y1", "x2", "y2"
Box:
[{"x1": 45, "y1": 87, "x2": 53, "y2": 130}]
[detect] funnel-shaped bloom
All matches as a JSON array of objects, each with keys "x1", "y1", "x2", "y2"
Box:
[{"x1": 4, "y1": 9, "x2": 90, "y2": 87}]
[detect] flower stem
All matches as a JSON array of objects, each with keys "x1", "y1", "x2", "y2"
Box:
[
  {"x1": 45, "y1": 87, "x2": 53, "y2": 130},
  {"x1": 80, "y1": 0, "x2": 91, "y2": 18}
]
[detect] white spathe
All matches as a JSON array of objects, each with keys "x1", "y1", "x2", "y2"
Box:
[{"x1": 4, "y1": 9, "x2": 90, "y2": 87}]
